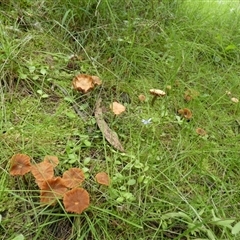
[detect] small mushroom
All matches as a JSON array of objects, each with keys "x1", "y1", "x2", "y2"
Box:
[
  {"x1": 43, "y1": 155, "x2": 59, "y2": 167},
  {"x1": 31, "y1": 161, "x2": 54, "y2": 189},
  {"x1": 91, "y1": 75, "x2": 102, "y2": 86},
  {"x1": 10, "y1": 154, "x2": 32, "y2": 176},
  {"x1": 231, "y1": 97, "x2": 239, "y2": 103},
  {"x1": 138, "y1": 94, "x2": 146, "y2": 102},
  {"x1": 63, "y1": 188, "x2": 90, "y2": 214},
  {"x1": 184, "y1": 89, "x2": 199, "y2": 102},
  {"x1": 72, "y1": 74, "x2": 102, "y2": 93},
  {"x1": 110, "y1": 102, "x2": 126, "y2": 115},
  {"x1": 178, "y1": 108, "x2": 192, "y2": 120},
  {"x1": 149, "y1": 89, "x2": 166, "y2": 106},
  {"x1": 95, "y1": 172, "x2": 110, "y2": 186},
  {"x1": 62, "y1": 168, "x2": 85, "y2": 189},
  {"x1": 40, "y1": 177, "x2": 68, "y2": 205},
  {"x1": 196, "y1": 128, "x2": 207, "y2": 136}
]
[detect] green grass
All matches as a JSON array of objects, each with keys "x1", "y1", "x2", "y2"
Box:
[{"x1": 1, "y1": 0, "x2": 240, "y2": 239}]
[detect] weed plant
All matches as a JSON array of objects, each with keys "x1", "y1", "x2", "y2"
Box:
[{"x1": 1, "y1": 0, "x2": 240, "y2": 239}]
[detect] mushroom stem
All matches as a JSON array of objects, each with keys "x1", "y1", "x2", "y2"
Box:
[{"x1": 151, "y1": 95, "x2": 157, "y2": 106}]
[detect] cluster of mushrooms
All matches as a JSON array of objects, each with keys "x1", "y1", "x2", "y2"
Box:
[{"x1": 10, "y1": 154, "x2": 109, "y2": 214}]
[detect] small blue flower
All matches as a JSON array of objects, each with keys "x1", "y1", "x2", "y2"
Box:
[{"x1": 141, "y1": 118, "x2": 152, "y2": 125}]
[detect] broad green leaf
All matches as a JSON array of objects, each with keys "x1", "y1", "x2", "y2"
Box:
[
  {"x1": 82, "y1": 167, "x2": 89, "y2": 173},
  {"x1": 212, "y1": 219, "x2": 235, "y2": 228},
  {"x1": 37, "y1": 89, "x2": 43, "y2": 95},
  {"x1": 122, "y1": 192, "x2": 132, "y2": 198},
  {"x1": 162, "y1": 212, "x2": 192, "y2": 222},
  {"x1": 232, "y1": 221, "x2": 240, "y2": 234},
  {"x1": 116, "y1": 197, "x2": 124, "y2": 203},
  {"x1": 225, "y1": 44, "x2": 237, "y2": 51},
  {"x1": 84, "y1": 140, "x2": 91, "y2": 147},
  {"x1": 134, "y1": 161, "x2": 143, "y2": 168},
  {"x1": 32, "y1": 75, "x2": 39, "y2": 80},
  {"x1": 19, "y1": 73, "x2": 28, "y2": 80},
  {"x1": 65, "y1": 111, "x2": 76, "y2": 119},
  {"x1": 206, "y1": 229, "x2": 216, "y2": 240},
  {"x1": 137, "y1": 175, "x2": 144, "y2": 183},
  {"x1": 12, "y1": 234, "x2": 24, "y2": 240},
  {"x1": 40, "y1": 68, "x2": 47, "y2": 75},
  {"x1": 64, "y1": 96, "x2": 74, "y2": 103},
  {"x1": 28, "y1": 65, "x2": 36, "y2": 73},
  {"x1": 83, "y1": 157, "x2": 91, "y2": 165},
  {"x1": 41, "y1": 94, "x2": 49, "y2": 98},
  {"x1": 127, "y1": 179, "x2": 136, "y2": 185},
  {"x1": 119, "y1": 186, "x2": 126, "y2": 191}
]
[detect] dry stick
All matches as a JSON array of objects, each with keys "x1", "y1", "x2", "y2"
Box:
[{"x1": 95, "y1": 98, "x2": 125, "y2": 152}]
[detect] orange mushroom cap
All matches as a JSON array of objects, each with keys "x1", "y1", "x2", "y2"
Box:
[
  {"x1": 95, "y1": 172, "x2": 110, "y2": 186},
  {"x1": 196, "y1": 128, "x2": 207, "y2": 136},
  {"x1": 72, "y1": 74, "x2": 102, "y2": 93},
  {"x1": 10, "y1": 154, "x2": 31, "y2": 176},
  {"x1": 63, "y1": 188, "x2": 90, "y2": 214},
  {"x1": 178, "y1": 108, "x2": 192, "y2": 120},
  {"x1": 138, "y1": 94, "x2": 146, "y2": 102},
  {"x1": 62, "y1": 168, "x2": 85, "y2": 189},
  {"x1": 43, "y1": 155, "x2": 59, "y2": 168},
  {"x1": 31, "y1": 161, "x2": 54, "y2": 189},
  {"x1": 40, "y1": 177, "x2": 68, "y2": 205},
  {"x1": 91, "y1": 75, "x2": 102, "y2": 86}
]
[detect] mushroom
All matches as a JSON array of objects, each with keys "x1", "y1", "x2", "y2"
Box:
[
  {"x1": 62, "y1": 168, "x2": 85, "y2": 189},
  {"x1": 31, "y1": 161, "x2": 54, "y2": 189},
  {"x1": 63, "y1": 188, "x2": 90, "y2": 214},
  {"x1": 149, "y1": 89, "x2": 166, "y2": 106},
  {"x1": 184, "y1": 89, "x2": 199, "y2": 102},
  {"x1": 231, "y1": 97, "x2": 239, "y2": 103},
  {"x1": 72, "y1": 74, "x2": 102, "y2": 93},
  {"x1": 178, "y1": 108, "x2": 192, "y2": 120},
  {"x1": 40, "y1": 177, "x2": 68, "y2": 205},
  {"x1": 138, "y1": 94, "x2": 146, "y2": 102},
  {"x1": 110, "y1": 102, "x2": 126, "y2": 115},
  {"x1": 10, "y1": 154, "x2": 32, "y2": 176},
  {"x1": 196, "y1": 128, "x2": 207, "y2": 136},
  {"x1": 91, "y1": 75, "x2": 102, "y2": 86},
  {"x1": 43, "y1": 155, "x2": 59, "y2": 167},
  {"x1": 95, "y1": 172, "x2": 110, "y2": 186}
]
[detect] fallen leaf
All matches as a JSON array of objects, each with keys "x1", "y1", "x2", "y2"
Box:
[
  {"x1": 95, "y1": 98, "x2": 125, "y2": 152},
  {"x1": 110, "y1": 102, "x2": 126, "y2": 115}
]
